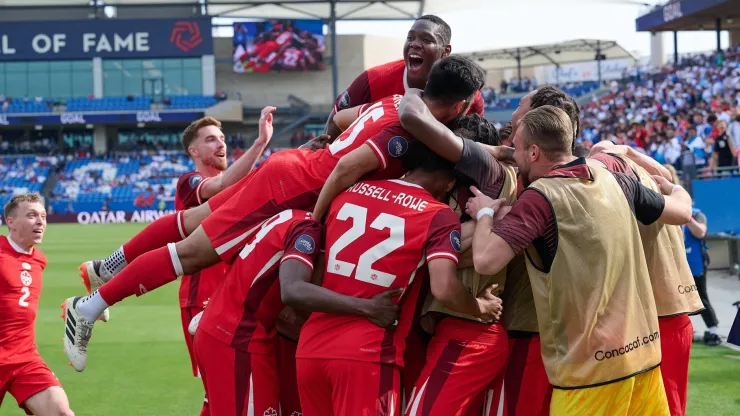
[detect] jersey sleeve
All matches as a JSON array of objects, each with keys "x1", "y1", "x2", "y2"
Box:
[
  {"x1": 334, "y1": 72, "x2": 373, "y2": 113},
  {"x1": 468, "y1": 91, "x2": 486, "y2": 116},
  {"x1": 590, "y1": 153, "x2": 634, "y2": 177},
  {"x1": 610, "y1": 171, "x2": 666, "y2": 225},
  {"x1": 176, "y1": 172, "x2": 210, "y2": 209},
  {"x1": 281, "y1": 219, "x2": 323, "y2": 270},
  {"x1": 364, "y1": 123, "x2": 413, "y2": 175},
  {"x1": 456, "y1": 139, "x2": 506, "y2": 198},
  {"x1": 425, "y1": 208, "x2": 462, "y2": 264},
  {"x1": 493, "y1": 189, "x2": 553, "y2": 255}
]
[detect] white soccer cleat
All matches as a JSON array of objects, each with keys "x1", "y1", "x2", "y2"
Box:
[
  {"x1": 61, "y1": 297, "x2": 95, "y2": 372},
  {"x1": 79, "y1": 261, "x2": 110, "y2": 322},
  {"x1": 188, "y1": 310, "x2": 204, "y2": 336}
]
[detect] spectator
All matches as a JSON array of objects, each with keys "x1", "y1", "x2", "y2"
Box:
[
  {"x1": 729, "y1": 114, "x2": 740, "y2": 165},
  {"x1": 711, "y1": 120, "x2": 734, "y2": 170}
]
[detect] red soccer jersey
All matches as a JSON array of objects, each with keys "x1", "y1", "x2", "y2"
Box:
[
  {"x1": 334, "y1": 59, "x2": 485, "y2": 116},
  {"x1": 198, "y1": 209, "x2": 321, "y2": 354},
  {"x1": 296, "y1": 179, "x2": 461, "y2": 367},
  {"x1": 175, "y1": 171, "x2": 228, "y2": 308},
  {"x1": 0, "y1": 236, "x2": 47, "y2": 364},
  {"x1": 267, "y1": 94, "x2": 415, "y2": 195}
]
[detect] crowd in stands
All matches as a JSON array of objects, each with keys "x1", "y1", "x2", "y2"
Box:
[
  {"x1": 482, "y1": 81, "x2": 600, "y2": 109},
  {"x1": 578, "y1": 46, "x2": 740, "y2": 173}
]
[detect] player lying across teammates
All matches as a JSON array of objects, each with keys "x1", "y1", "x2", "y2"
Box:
[{"x1": 49, "y1": 15, "x2": 702, "y2": 416}]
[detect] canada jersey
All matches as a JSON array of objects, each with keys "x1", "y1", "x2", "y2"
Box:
[
  {"x1": 0, "y1": 236, "x2": 47, "y2": 364},
  {"x1": 334, "y1": 59, "x2": 485, "y2": 116},
  {"x1": 198, "y1": 210, "x2": 321, "y2": 355},
  {"x1": 296, "y1": 180, "x2": 461, "y2": 367},
  {"x1": 175, "y1": 171, "x2": 227, "y2": 308}
]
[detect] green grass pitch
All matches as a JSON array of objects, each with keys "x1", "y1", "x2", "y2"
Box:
[{"x1": 2, "y1": 223, "x2": 740, "y2": 415}]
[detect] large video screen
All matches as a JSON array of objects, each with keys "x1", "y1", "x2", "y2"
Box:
[{"x1": 232, "y1": 20, "x2": 326, "y2": 73}]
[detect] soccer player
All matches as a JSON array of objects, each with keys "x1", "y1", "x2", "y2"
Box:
[
  {"x1": 1, "y1": 193, "x2": 74, "y2": 416},
  {"x1": 293, "y1": 142, "x2": 503, "y2": 415},
  {"x1": 466, "y1": 106, "x2": 693, "y2": 416},
  {"x1": 588, "y1": 141, "x2": 704, "y2": 416},
  {"x1": 193, "y1": 208, "x2": 401, "y2": 415},
  {"x1": 324, "y1": 15, "x2": 485, "y2": 139},
  {"x1": 63, "y1": 57, "x2": 483, "y2": 372}
]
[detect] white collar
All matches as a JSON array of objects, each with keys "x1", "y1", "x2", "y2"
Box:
[
  {"x1": 389, "y1": 179, "x2": 423, "y2": 189},
  {"x1": 7, "y1": 236, "x2": 33, "y2": 255}
]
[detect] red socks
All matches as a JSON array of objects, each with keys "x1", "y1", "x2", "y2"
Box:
[
  {"x1": 99, "y1": 246, "x2": 178, "y2": 305},
  {"x1": 122, "y1": 213, "x2": 184, "y2": 263}
]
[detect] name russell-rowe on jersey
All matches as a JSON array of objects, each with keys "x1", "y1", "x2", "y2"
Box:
[{"x1": 347, "y1": 182, "x2": 429, "y2": 212}]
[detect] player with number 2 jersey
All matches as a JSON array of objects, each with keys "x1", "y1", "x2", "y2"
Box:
[{"x1": 201, "y1": 94, "x2": 412, "y2": 264}]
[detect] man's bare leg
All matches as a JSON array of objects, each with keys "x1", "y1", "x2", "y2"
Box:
[{"x1": 23, "y1": 386, "x2": 74, "y2": 416}]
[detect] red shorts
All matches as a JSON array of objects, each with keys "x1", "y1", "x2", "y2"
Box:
[
  {"x1": 181, "y1": 307, "x2": 201, "y2": 377},
  {"x1": 297, "y1": 358, "x2": 401, "y2": 416},
  {"x1": 504, "y1": 333, "x2": 552, "y2": 416},
  {"x1": 277, "y1": 335, "x2": 302, "y2": 415},
  {"x1": 194, "y1": 331, "x2": 279, "y2": 416},
  {"x1": 658, "y1": 314, "x2": 693, "y2": 416},
  {"x1": 406, "y1": 318, "x2": 509, "y2": 416},
  {"x1": 402, "y1": 323, "x2": 430, "y2": 410},
  {"x1": 0, "y1": 356, "x2": 62, "y2": 415},
  {"x1": 202, "y1": 154, "x2": 321, "y2": 264}
]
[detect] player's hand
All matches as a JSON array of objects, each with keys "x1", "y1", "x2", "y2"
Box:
[
  {"x1": 465, "y1": 186, "x2": 507, "y2": 220},
  {"x1": 476, "y1": 284, "x2": 503, "y2": 321},
  {"x1": 652, "y1": 174, "x2": 677, "y2": 195},
  {"x1": 257, "y1": 106, "x2": 277, "y2": 144},
  {"x1": 365, "y1": 288, "x2": 403, "y2": 329},
  {"x1": 300, "y1": 134, "x2": 331, "y2": 151}
]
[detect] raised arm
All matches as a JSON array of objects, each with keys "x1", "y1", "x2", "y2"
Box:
[
  {"x1": 590, "y1": 140, "x2": 672, "y2": 181},
  {"x1": 199, "y1": 106, "x2": 275, "y2": 199},
  {"x1": 333, "y1": 105, "x2": 363, "y2": 132},
  {"x1": 398, "y1": 89, "x2": 464, "y2": 163}
]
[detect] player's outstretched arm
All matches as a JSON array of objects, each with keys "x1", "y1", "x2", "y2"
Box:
[
  {"x1": 279, "y1": 259, "x2": 401, "y2": 328},
  {"x1": 652, "y1": 175, "x2": 693, "y2": 225},
  {"x1": 312, "y1": 144, "x2": 380, "y2": 221},
  {"x1": 590, "y1": 140, "x2": 672, "y2": 181},
  {"x1": 333, "y1": 105, "x2": 363, "y2": 132},
  {"x1": 199, "y1": 106, "x2": 276, "y2": 200},
  {"x1": 398, "y1": 88, "x2": 464, "y2": 163},
  {"x1": 428, "y1": 258, "x2": 502, "y2": 321}
]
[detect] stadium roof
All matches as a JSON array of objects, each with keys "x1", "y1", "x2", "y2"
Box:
[
  {"x1": 460, "y1": 39, "x2": 637, "y2": 71},
  {"x1": 636, "y1": 0, "x2": 740, "y2": 32},
  {"x1": 0, "y1": 0, "x2": 490, "y2": 20}
]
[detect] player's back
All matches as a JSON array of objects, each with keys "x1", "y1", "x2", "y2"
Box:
[
  {"x1": 0, "y1": 236, "x2": 47, "y2": 363},
  {"x1": 297, "y1": 179, "x2": 460, "y2": 367},
  {"x1": 198, "y1": 209, "x2": 320, "y2": 355}
]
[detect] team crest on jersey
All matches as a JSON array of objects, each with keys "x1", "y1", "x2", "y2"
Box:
[
  {"x1": 20, "y1": 270, "x2": 32, "y2": 286},
  {"x1": 263, "y1": 408, "x2": 278, "y2": 416},
  {"x1": 337, "y1": 91, "x2": 351, "y2": 110},
  {"x1": 388, "y1": 136, "x2": 409, "y2": 158},
  {"x1": 290, "y1": 412, "x2": 303, "y2": 416},
  {"x1": 295, "y1": 234, "x2": 316, "y2": 254},
  {"x1": 21, "y1": 262, "x2": 31, "y2": 270},
  {"x1": 189, "y1": 175, "x2": 203, "y2": 189},
  {"x1": 450, "y1": 230, "x2": 462, "y2": 253}
]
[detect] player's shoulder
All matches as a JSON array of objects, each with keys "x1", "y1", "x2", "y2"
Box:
[
  {"x1": 177, "y1": 171, "x2": 204, "y2": 187},
  {"x1": 367, "y1": 59, "x2": 405, "y2": 78},
  {"x1": 32, "y1": 248, "x2": 47, "y2": 267}
]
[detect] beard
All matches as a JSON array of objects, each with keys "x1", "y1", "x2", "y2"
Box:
[{"x1": 205, "y1": 156, "x2": 228, "y2": 171}]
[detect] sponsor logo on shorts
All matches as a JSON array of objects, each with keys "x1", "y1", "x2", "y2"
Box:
[
  {"x1": 388, "y1": 136, "x2": 409, "y2": 158},
  {"x1": 295, "y1": 234, "x2": 316, "y2": 254},
  {"x1": 337, "y1": 91, "x2": 351, "y2": 110},
  {"x1": 21, "y1": 262, "x2": 31, "y2": 270},
  {"x1": 594, "y1": 331, "x2": 660, "y2": 361},
  {"x1": 20, "y1": 270, "x2": 32, "y2": 286},
  {"x1": 189, "y1": 174, "x2": 203, "y2": 189},
  {"x1": 450, "y1": 230, "x2": 462, "y2": 252},
  {"x1": 677, "y1": 284, "x2": 698, "y2": 294}
]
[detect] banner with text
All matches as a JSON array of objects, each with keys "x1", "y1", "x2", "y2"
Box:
[
  {"x1": 0, "y1": 111, "x2": 203, "y2": 126},
  {"x1": 0, "y1": 18, "x2": 213, "y2": 61},
  {"x1": 536, "y1": 59, "x2": 634, "y2": 84}
]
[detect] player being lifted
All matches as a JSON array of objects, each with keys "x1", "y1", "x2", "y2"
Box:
[
  {"x1": 325, "y1": 15, "x2": 485, "y2": 140},
  {"x1": 293, "y1": 141, "x2": 503, "y2": 415},
  {"x1": 1, "y1": 194, "x2": 74, "y2": 416},
  {"x1": 63, "y1": 56, "x2": 485, "y2": 372}
]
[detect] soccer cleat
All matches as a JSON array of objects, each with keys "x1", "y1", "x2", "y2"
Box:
[
  {"x1": 79, "y1": 261, "x2": 110, "y2": 322},
  {"x1": 188, "y1": 310, "x2": 204, "y2": 336},
  {"x1": 62, "y1": 297, "x2": 96, "y2": 372}
]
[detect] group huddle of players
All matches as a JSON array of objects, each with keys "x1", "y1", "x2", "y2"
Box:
[
  {"x1": 0, "y1": 14, "x2": 703, "y2": 416},
  {"x1": 233, "y1": 20, "x2": 326, "y2": 73}
]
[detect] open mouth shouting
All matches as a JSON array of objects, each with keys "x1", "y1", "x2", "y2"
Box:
[{"x1": 407, "y1": 52, "x2": 424, "y2": 73}]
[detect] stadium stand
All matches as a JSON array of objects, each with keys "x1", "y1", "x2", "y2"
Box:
[
  {"x1": 0, "y1": 95, "x2": 221, "y2": 113},
  {"x1": 482, "y1": 81, "x2": 600, "y2": 109}
]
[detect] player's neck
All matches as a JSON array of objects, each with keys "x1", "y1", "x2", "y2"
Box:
[
  {"x1": 402, "y1": 172, "x2": 447, "y2": 201},
  {"x1": 7, "y1": 234, "x2": 33, "y2": 254}
]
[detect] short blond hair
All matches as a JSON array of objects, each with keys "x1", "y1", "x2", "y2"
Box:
[
  {"x1": 520, "y1": 105, "x2": 574, "y2": 159},
  {"x1": 4, "y1": 193, "x2": 44, "y2": 219},
  {"x1": 181, "y1": 117, "x2": 222, "y2": 154}
]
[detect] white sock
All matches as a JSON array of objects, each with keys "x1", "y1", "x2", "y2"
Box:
[
  {"x1": 78, "y1": 291, "x2": 110, "y2": 322},
  {"x1": 708, "y1": 326, "x2": 719, "y2": 335},
  {"x1": 101, "y1": 246, "x2": 127, "y2": 281}
]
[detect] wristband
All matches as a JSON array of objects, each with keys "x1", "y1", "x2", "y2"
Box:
[
  {"x1": 671, "y1": 184, "x2": 683, "y2": 195},
  {"x1": 476, "y1": 207, "x2": 495, "y2": 221}
]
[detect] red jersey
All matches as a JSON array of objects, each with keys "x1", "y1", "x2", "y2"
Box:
[
  {"x1": 175, "y1": 171, "x2": 228, "y2": 308},
  {"x1": 266, "y1": 94, "x2": 414, "y2": 197},
  {"x1": 296, "y1": 180, "x2": 461, "y2": 367},
  {"x1": 0, "y1": 236, "x2": 47, "y2": 364},
  {"x1": 198, "y1": 209, "x2": 321, "y2": 354},
  {"x1": 334, "y1": 59, "x2": 485, "y2": 116}
]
